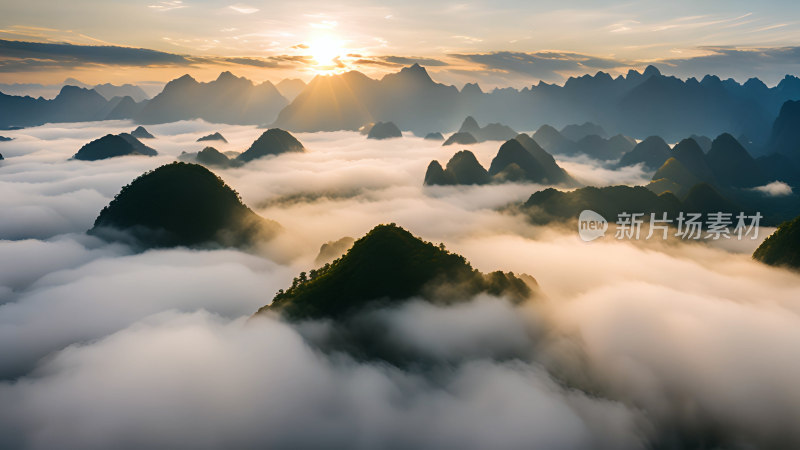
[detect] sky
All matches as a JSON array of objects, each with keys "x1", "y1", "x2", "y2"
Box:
[{"x1": 1, "y1": 0, "x2": 800, "y2": 89}]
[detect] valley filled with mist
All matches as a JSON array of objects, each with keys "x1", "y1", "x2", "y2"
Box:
[{"x1": 1, "y1": 110, "x2": 799, "y2": 449}]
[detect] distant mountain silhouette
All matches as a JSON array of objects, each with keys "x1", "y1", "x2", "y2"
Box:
[
  {"x1": 275, "y1": 78, "x2": 307, "y2": 101},
  {"x1": 457, "y1": 116, "x2": 517, "y2": 142},
  {"x1": 236, "y1": 128, "x2": 304, "y2": 162},
  {"x1": 197, "y1": 132, "x2": 227, "y2": 143},
  {"x1": 753, "y1": 214, "x2": 800, "y2": 269},
  {"x1": 512, "y1": 134, "x2": 576, "y2": 185},
  {"x1": 256, "y1": 223, "x2": 534, "y2": 320},
  {"x1": 650, "y1": 157, "x2": 701, "y2": 196},
  {"x1": 93, "y1": 83, "x2": 149, "y2": 102},
  {"x1": 461, "y1": 82, "x2": 483, "y2": 96},
  {"x1": 426, "y1": 137, "x2": 574, "y2": 187},
  {"x1": 641, "y1": 132, "x2": 799, "y2": 225},
  {"x1": 179, "y1": 146, "x2": 240, "y2": 168},
  {"x1": 766, "y1": 100, "x2": 800, "y2": 164},
  {"x1": 90, "y1": 162, "x2": 279, "y2": 248},
  {"x1": 0, "y1": 85, "x2": 119, "y2": 128},
  {"x1": 531, "y1": 124, "x2": 635, "y2": 161},
  {"x1": 424, "y1": 132, "x2": 444, "y2": 141},
  {"x1": 524, "y1": 182, "x2": 748, "y2": 227},
  {"x1": 459, "y1": 116, "x2": 481, "y2": 135},
  {"x1": 442, "y1": 131, "x2": 477, "y2": 146},
  {"x1": 532, "y1": 125, "x2": 575, "y2": 155},
  {"x1": 314, "y1": 236, "x2": 355, "y2": 265},
  {"x1": 572, "y1": 134, "x2": 635, "y2": 160},
  {"x1": 706, "y1": 133, "x2": 767, "y2": 188},
  {"x1": 73, "y1": 133, "x2": 157, "y2": 161},
  {"x1": 273, "y1": 64, "x2": 459, "y2": 134},
  {"x1": 4, "y1": 64, "x2": 800, "y2": 140},
  {"x1": 424, "y1": 150, "x2": 490, "y2": 186},
  {"x1": 273, "y1": 71, "x2": 375, "y2": 132},
  {"x1": 670, "y1": 138, "x2": 717, "y2": 183},
  {"x1": 105, "y1": 96, "x2": 146, "y2": 120},
  {"x1": 681, "y1": 182, "x2": 740, "y2": 215},
  {"x1": 689, "y1": 134, "x2": 713, "y2": 152},
  {"x1": 130, "y1": 126, "x2": 154, "y2": 139},
  {"x1": 523, "y1": 185, "x2": 682, "y2": 225},
  {"x1": 489, "y1": 139, "x2": 567, "y2": 184},
  {"x1": 618, "y1": 136, "x2": 672, "y2": 170},
  {"x1": 560, "y1": 122, "x2": 607, "y2": 141},
  {"x1": 647, "y1": 134, "x2": 779, "y2": 196},
  {"x1": 5, "y1": 64, "x2": 800, "y2": 141},
  {"x1": 489, "y1": 139, "x2": 574, "y2": 184},
  {"x1": 367, "y1": 121, "x2": 402, "y2": 139},
  {"x1": 136, "y1": 72, "x2": 287, "y2": 125}
]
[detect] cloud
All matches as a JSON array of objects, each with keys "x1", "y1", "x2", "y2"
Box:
[
  {"x1": 751, "y1": 180, "x2": 793, "y2": 197},
  {"x1": 380, "y1": 56, "x2": 449, "y2": 67},
  {"x1": 660, "y1": 46, "x2": 800, "y2": 83},
  {"x1": 0, "y1": 121, "x2": 799, "y2": 448},
  {"x1": 0, "y1": 40, "x2": 298, "y2": 73},
  {"x1": 227, "y1": 3, "x2": 259, "y2": 14},
  {"x1": 450, "y1": 51, "x2": 627, "y2": 82},
  {"x1": 0, "y1": 309, "x2": 643, "y2": 449},
  {"x1": 348, "y1": 55, "x2": 448, "y2": 71},
  {"x1": 148, "y1": 1, "x2": 187, "y2": 12},
  {"x1": 0, "y1": 39, "x2": 191, "y2": 69},
  {"x1": 221, "y1": 57, "x2": 281, "y2": 68}
]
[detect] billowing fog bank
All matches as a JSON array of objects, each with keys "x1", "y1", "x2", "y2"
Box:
[{"x1": 0, "y1": 120, "x2": 798, "y2": 449}]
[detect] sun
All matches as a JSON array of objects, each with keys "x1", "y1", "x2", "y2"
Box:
[{"x1": 307, "y1": 37, "x2": 345, "y2": 71}]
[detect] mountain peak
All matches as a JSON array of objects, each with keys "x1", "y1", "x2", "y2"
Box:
[
  {"x1": 396, "y1": 63, "x2": 433, "y2": 83},
  {"x1": 216, "y1": 71, "x2": 238, "y2": 82},
  {"x1": 57, "y1": 85, "x2": 92, "y2": 97},
  {"x1": 643, "y1": 65, "x2": 661, "y2": 78},
  {"x1": 164, "y1": 74, "x2": 198, "y2": 90},
  {"x1": 90, "y1": 162, "x2": 279, "y2": 248},
  {"x1": 459, "y1": 116, "x2": 481, "y2": 134},
  {"x1": 258, "y1": 223, "x2": 534, "y2": 320},
  {"x1": 461, "y1": 82, "x2": 483, "y2": 95}
]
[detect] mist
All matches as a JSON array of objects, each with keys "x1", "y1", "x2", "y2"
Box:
[{"x1": 1, "y1": 120, "x2": 799, "y2": 449}]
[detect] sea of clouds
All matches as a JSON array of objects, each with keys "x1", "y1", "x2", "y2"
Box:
[{"x1": 0, "y1": 120, "x2": 798, "y2": 449}]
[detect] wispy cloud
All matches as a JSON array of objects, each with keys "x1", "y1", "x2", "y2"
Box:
[
  {"x1": 228, "y1": 3, "x2": 259, "y2": 14},
  {"x1": 450, "y1": 51, "x2": 627, "y2": 81},
  {"x1": 148, "y1": 1, "x2": 187, "y2": 12}
]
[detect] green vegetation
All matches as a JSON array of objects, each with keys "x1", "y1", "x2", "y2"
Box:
[
  {"x1": 523, "y1": 185, "x2": 682, "y2": 224},
  {"x1": 753, "y1": 215, "x2": 800, "y2": 269},
  {"x1": 90, "y1": 162, "x2": 279, "y2": 248},
  {"x1": 258, "y1": 223, "x2": 533, "y2": 320}
]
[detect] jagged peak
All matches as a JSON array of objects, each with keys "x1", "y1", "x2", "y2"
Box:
[
  {"x1": 216, "y1": 71, "x2": 238, "y2": 81},
  {"x1": 700, "y1": 74, "x2": 722, "y2": 85},
  {"x1": 58, "y1": 85, "x2": 91, "y2": 94},
  {"x1": 395, "y1": 63, "x2": 434, "y2": 83},
  {"x1": 164, "y1": 74, "x2": 198, "y2": 90},
  {"x1": 594, "y1": 71, "x2": 613, "y2": 81},
  {"x1": 744, "y1": 77, "x2": 768, "y2": 89},
  {"x1": 625, "y1": 69, "x2": 641, "y2": 79},
  {"x1": 461, "y1": 82, "x2": 483, "y2": 94},
  {"x1": 643, "y1": 65, "x2": 661, "y2": 78}
]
